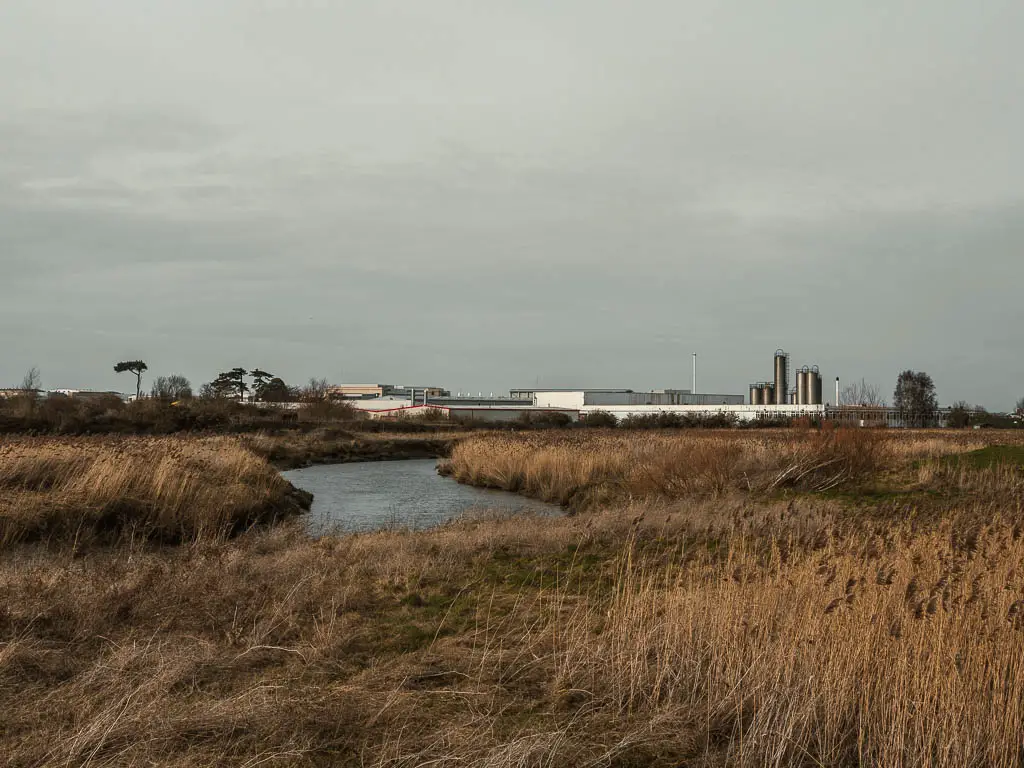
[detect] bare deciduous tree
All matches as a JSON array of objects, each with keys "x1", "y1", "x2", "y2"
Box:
[
  {"x1": 151, "y1": 375, "x2": 193, "y2": 401},
  {"x1": 20, "y1": 366, "x2": 41, "y2": 393},
  {"x1": 841, "y1": 378, "x2": 884, "y2": 407},
  {"x1": 12, "y1": 366, "x2": 42, "y2": 414},
  {"x1": 301, "y1": 377, "x2": 329, "y2": 403}
]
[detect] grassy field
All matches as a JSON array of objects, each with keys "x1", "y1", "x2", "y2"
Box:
[{"x1": 3, "y1": 429, "x2": 1024, "y2": 766}]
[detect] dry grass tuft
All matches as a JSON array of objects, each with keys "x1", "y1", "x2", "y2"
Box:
[{"x1": 0, "y1": 436, "x2": 307, "y2": 547}]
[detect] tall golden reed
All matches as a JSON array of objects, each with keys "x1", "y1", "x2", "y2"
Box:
[{"x1": 0, "y1": 436, "x2": 299, "y2": 546}]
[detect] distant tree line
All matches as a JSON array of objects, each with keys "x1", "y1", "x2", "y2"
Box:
[
  {"x1": 103, "y1": 359, "x2": 330, "y2": 405},
  {"x1": 197, "y1": 369, "x2": 329, "y2": 404}
]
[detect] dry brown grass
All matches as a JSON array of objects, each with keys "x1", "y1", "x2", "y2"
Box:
[
  {"x1": 6, "y1": 494, "x2": 1024, "y2": 766},
  {"x1": 918, "y1": 460, "x2": 1024, "y2": 495},
  {"x1": 5, "y1": 431, "x2": 1024, "y2": 765},
  {"x1": 445, "y1": 428, "x2": 1024, "y2": 510},
  {"x1": 552, "y1": 518, "x2": 1024, "y2": 766},
  {"x1": 444, "y1": 428, "x2": 979, "y2": 508},
  {"x1": 0, "y1": 436, "x2": 307, "y2": 546}
]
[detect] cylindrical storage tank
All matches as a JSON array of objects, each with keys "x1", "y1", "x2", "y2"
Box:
[
  {"x1": 811, "y1": 367, "x2": 823, "y2": 405},
  {"x1": 749, "y1": 384, "x2": 762, "y2": 405},
  {"x1": 763, "y1": 382, "x2": 775, "y2": 406},
  {"x1": 796, "y1": 367, "x2": 808, "y2": 406},
  {"x1": 774, "y1": 350, "x2": 788, "y2": 405}
]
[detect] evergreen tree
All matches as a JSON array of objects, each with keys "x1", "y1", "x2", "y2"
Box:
[
  {"x1": 114, "y1": 360, "x2": 148, "y2": 399},
  {"x1": 212, "y1": 368, "x2": 249, "y2": 401}
]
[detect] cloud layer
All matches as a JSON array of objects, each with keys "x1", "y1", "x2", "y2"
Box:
[{"x1": 2, "y1": 1, "x2": 1022, "y2": 406}]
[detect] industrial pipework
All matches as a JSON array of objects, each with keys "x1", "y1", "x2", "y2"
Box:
[{"x1": 752, "y1": 350, "x2": 823, "y2": 406}]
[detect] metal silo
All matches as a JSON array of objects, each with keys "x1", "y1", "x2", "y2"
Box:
[
  {"x1": 749, "y1": 384, "x2": 761, "y2": 405},
  {"x1": 810, "y1": 366, "x2": 823, "y2": 405},
  {"x1": 796, "y1": 366, "x2": 809, "y2": 406},
  {"x1": 763, "y1": 382, "x2": 775, "y2": 406},
  {"x1": 773, "y1": 350, "x2": 789, "y2": 405}
]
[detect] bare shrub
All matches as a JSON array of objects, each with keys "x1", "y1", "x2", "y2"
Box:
[{"x1": 299, "y1": 398, "x2": 358, "y2": 423}]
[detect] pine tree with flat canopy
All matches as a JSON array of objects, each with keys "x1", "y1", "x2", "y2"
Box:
[
  {"x1": 249, "y1": 369, "x2": 274, "y2": 402},
  {"x1": 114, "y1": 360, "x2": 148, "y2": 400},
  {"x1": 211, "y1": 368, "x2": 249, "y2": 401}
]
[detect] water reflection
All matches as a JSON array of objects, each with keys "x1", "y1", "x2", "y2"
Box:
[{"x1": 282, "y1": 459, "x2": 559, "y2": 535}]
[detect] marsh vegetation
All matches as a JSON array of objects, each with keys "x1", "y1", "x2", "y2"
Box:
[{"x1": 3, "y1": 429, "x2": 1024, "y2": 765}]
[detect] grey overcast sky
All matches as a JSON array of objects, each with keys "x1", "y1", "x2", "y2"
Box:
[{"x1": 2, "y1": 1, "x2": 1022, "y2": 407}]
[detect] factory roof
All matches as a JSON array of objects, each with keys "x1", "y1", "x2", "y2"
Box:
[{"x1": 511, "y1": 388, "x2": 636, "y2": 393}]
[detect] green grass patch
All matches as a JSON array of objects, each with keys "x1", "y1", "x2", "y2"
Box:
[{"x1": 943, "y1": 445, "x2": 1024, "y2": 470}]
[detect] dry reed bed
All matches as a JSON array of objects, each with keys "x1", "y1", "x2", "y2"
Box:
[
  {"x1": 5, "y1": 432, "x2": 1024, "y2": 765},
  {"x1": 553, "y1": 518, "x2": 1024, "y2": 767},
  {"x1": 0, "y1": 436, "x2": 306, "y2": 546},
  {"x1": 444, "y1": 429, "x2": 988, "y2": 508},
  {"x1": 5, "y1": 496, "x2": 1024, "y2": 766}
]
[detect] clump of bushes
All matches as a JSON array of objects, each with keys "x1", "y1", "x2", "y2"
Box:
[
  {"x1": 619, "y1": 412, "x2": 739, "y2": 429},
  {"x1": 738, "y1": 415, "x2": 793, "y2": 429},
  {"x1": 297, "y1": 398, "x2": 359, "y2": 423},
  {"x1": 0, "y1": 396, "x2": 365, "y2": 435},
  {"x1": 518, "y1": 411, "x2": 573, "y2": 428},
  {"x1": 581, "y1": 410, "x2": 618, "y2": 428}
]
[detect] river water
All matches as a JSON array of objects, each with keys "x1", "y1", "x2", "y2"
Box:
[{"x1": 282, "y1": 459, "x2": 558, "y2": 535}]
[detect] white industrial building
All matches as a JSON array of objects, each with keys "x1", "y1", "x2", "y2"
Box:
[
  {"x1": 520, "y1": 388, "x2": 745, "y2": 408},
  {"x1": 351, "y1": 385, "x2": 823, "y2": 424},
  {"x1": 356, "y1": 402, "x2": 824, "y2": 423},
  {"x1": 577, "y1": 403, "x2": 825, "y2": 423}
]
